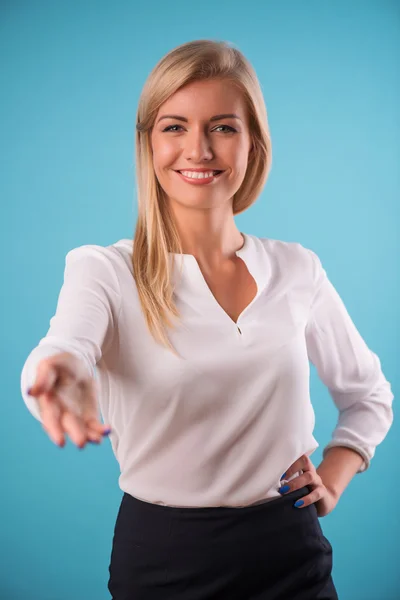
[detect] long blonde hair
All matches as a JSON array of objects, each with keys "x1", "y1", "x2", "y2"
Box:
[{"x1": 133, "y1": 39, "x2": 272, "y2": 352}]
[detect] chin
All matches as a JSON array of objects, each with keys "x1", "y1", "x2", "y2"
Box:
[{"x1": 168, "y1": 194, "x2": 229, "y2": 210}]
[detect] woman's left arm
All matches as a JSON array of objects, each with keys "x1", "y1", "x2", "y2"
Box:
[
  {"x1": 280, "y1": 249, "x2": 394, "y2": 517},
  {"x1": 280, "y1": 447, "x2": 364, "y2": 517},
  {"x1": 317, "y1": 445, "x2": 364, "y2": 498}
]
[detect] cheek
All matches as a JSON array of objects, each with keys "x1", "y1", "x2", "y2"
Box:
[
  {"x1": 159, "y1": 146, "x2": 176, "y2": 163},
  {"x1": 223, "y1": 141, "x2": 249, "y2": 168},
  {"x1": 228, "y1": 155, "x2": 248, "y2": 182},
  {"x1": 234, "y1": 148, "x2": 251, "y2": 177},
  {"x1": 152, "y1": 137, "x2": 178, "y2": 166}
]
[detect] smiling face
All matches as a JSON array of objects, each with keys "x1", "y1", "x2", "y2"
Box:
[{"x1": 150, "y1": 79, "x2": 253, "y2": 212}]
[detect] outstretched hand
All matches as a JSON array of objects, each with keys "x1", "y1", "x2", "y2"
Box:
[{"x1": 28, "y1": 352, "x2": 111, "y2": 449}]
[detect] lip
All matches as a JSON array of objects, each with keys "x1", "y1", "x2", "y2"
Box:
[
  {"x1": 174, "y1": 168, "x2": 224, "y2": 172},
  {"x1": 174, "y1": 169, "x2": 225, "y2": 185}
]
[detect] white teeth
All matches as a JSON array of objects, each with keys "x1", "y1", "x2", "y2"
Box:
[{"x1": 180, "y1": 170, "x2": 215, "y2": 179}]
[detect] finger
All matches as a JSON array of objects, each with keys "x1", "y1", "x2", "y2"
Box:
[
  {"x1": 293, "y1": 486, "x2": 325, "y2": 509},
  {"x1": 86, "y1": 428, "x2": 111, "y2": 446},
  {"x1": 60, "y1": 411, "x2": 89, "y2": 448},
  {"x1": 39, "y1": 393, "x2": 66, "y2": 447},
  {"x1": 86, "y1": 422, "x2": 106, "y2": 444},
  {"x1": 86, "y1": 432, "x2": 102, "y2": 444},
  {"x1": 282, "y1": 454, "x2": 310, "y2": 481},
  {"x1": 86, "y1": 418, "x2": 112, "y2": 435},
  {"x1": 58, "y1": 380, "x2": 111, "y2": 444},
  {"x1": 80, "y1": 379, "x2": 112, "y2": 440},
  {"x1": 279, "y1": 469, "x2": 318, "y2": 495}
]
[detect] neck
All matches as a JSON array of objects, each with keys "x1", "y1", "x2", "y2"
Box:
[{"x1": 169, "y1": 201, "x2": 244, "y2": 265}]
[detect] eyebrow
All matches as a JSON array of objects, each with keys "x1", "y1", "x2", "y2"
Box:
[{"x1": 156, "y1": 113, "x2": 242, "y2": 124}]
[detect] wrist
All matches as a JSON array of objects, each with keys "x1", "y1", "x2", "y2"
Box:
[{"x1": 316, "y1": 446, "x2": 364, "y2": 499}]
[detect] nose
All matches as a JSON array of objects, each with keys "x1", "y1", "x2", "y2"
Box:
[{"x1": 184, "y1": 127, "x2": 214, "y2": 163}]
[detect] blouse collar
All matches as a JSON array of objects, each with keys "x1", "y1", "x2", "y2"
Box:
[
  {"x1": 115, "y1": 232, "x2": 270, "y2": 302},
  {"x1": 170, "y1": 233, "x2": 270, "y2": 319}
]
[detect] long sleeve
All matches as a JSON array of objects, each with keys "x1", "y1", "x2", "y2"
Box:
[
  {"x1": 20, "y1": 245, "x2": 121, "y2": 422},
  {"x1": 305, "y1": 250, "x2": 394, "y2": 473}
]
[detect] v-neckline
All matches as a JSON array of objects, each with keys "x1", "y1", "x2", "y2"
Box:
[
  {"x1": 113, "y1": 232, "x2": 271, "y2": 331},
  {"x1": 171, "y1": 233, "x2": 270, "y2": 329}
]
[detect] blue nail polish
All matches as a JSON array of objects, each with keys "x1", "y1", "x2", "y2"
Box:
[
  {"x1": 294, "y1": 500, "x2": 304, "y2": 508},
  {"x1": 103, "y1": 428, "x2": 111, "y2": 436},
  {"x1": 281, "y1": 472, "x2": 287, "y2": 480},
  {"x1": 279, "y1": 485, "x2": 290, "y2": 494}
]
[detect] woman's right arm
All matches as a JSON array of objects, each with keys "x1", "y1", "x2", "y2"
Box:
[{"x1": 21, "y1": 244, "x2": 121, "y2": 441}]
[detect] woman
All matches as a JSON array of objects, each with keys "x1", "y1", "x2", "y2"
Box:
[{"x1": 22, "y1": 40, "x2": 394, "y2": 599}]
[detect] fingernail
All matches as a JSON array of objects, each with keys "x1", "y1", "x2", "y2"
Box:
[
  {"x1": 103, "y1": 428, "x2": 112, "y2": 436},
  {"x1": 294, "y1": 500, "x2": 304, "y2": 508},
  {"x1": 27, "y1": 388, "x2": 33, "y2": 395},
  {"x1": 281, "y1": 472, "x2": 287, "y2": 480},
  {"x1": 279, "y1": 485, "x2": 290, "y2": 494}
]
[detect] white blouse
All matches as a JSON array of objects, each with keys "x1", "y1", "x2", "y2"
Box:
[{"x1": 20, "y1": 233, "x2": 394, "y2": 508}]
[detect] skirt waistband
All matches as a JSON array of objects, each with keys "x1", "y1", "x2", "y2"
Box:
[
  {"x1": 115, "y1": 486, "x2": 317, "y2": 548},
  {"x1": 124, "y1": 485, "x2": 311, "y2": 516}
]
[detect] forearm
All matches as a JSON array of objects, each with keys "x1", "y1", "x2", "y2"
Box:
[{"x1": 316, "y1": 446, "x2": 364, "y2": 499}]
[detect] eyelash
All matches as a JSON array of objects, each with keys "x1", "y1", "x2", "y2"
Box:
[{"x1": 162, "y1": 124, "x2": 237, "y2": 134}]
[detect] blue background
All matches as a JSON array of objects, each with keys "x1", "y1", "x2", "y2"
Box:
[{"x1": 1, "y1": 1, "x2": 398, "y2": 598}]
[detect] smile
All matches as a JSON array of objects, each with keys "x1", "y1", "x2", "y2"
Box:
[{"x1": 174, "y1": 170, "x2": 225, "y2": 185}]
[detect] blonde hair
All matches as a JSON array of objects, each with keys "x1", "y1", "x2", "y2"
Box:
[{"x1": 133, "y1": 39, "x2": 272, "y2": 352}]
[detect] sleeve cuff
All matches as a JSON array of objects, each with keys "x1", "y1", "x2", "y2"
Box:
[{"x1": 322, "y1": 441, "x2": 371, "y2": 474}]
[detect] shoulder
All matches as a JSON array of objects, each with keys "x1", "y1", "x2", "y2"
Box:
[
  {"x1": 253, "y1": 234, "x2": 324, "y2": 287},
  {"x1": 64, "y1": 238, "x2": 134, "y2": 286}
]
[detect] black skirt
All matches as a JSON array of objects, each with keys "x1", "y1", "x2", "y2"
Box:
[{"x1": 108, "y1": 485, "x2": 339, "y2": 600}]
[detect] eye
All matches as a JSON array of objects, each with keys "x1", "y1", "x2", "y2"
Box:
[
  {"x1": 213, "y1": 125, "x2": 237, "y2": 133},
  {"x1": 161, "y1": 124, "x2": 237, "y2": 133},
  {"x1": 162, "y1": 124, "x2": 184, "y2": 132}
]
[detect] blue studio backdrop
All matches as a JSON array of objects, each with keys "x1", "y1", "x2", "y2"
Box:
[{"x1": 1, "y1": 1, "x2": 398, "y2": 599}]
